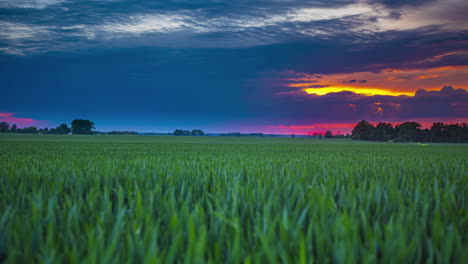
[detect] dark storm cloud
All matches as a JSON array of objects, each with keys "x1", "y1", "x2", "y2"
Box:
[{"x1": 256, "y1": 86, "x2": 468, "y2": 124}]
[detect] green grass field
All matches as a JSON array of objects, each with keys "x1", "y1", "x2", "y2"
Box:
[{"x1": 1, "y1": 134, "x2": 467, "y2": 263}]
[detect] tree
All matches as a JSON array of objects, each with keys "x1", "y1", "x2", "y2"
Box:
[
  {"x1": 0, "y1": 122, "x2": 9, "y2": 133},
  {"x1": 396, "y1": 122, "x2": 422, "y2": 142},
  {"x1": 55, "y1": 124, "x2": 71, "y2": 134},
  {"x1": 351, "y1": 120, "x2": 374, "y2": 140},
  {"x1": 17, "y1": 127, "x2": 38, "y2": 134},
  {"x1": 325, "y1": 131, "x2": 333, "y2": 138},
  {"x1": 430, "y1": 122, "x2": 447, "y2": 142},
  {"x1": 37, "y1": 128, "x2": 50, "y2": 134},
  {"x1": 173, "y1": 129, "x2": 190, "y2": 136},
  {"x1": 446, "y1": 124, "x2": 463, "y2": 143},
  {"x1": 10, "y1": 124, "x2": 17, "y2": 133},
  {"x1": 71, "y1": 119, "x2": 95, "y2": 134},
  {"x1": 191, "y1": 129, "x2": 205, "y2": 136},
  {"x1": 372, "y1": 122, "x2": 393, "y2": 141},
  {"x1": 461, "y1": 123, "x2": 468, "y2": 143}
]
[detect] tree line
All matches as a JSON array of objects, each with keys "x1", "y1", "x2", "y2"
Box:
[
  {"x1": 173, "y1": 129, "x2": 205, "y2": 136},
  {"x1": 351, "y1": 120, "x2": 468, "y2": 143},
  {"x1": 0, "y1": 119, "x2": 137, "y2": 135}
]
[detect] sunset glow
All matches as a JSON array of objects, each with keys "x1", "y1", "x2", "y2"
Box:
[
  {"x1": 303, "y1": 86, "x2": 414, "y2": 96},
  {"x1": 284, "y1": 65, "x2": 468, "y2": 97}
]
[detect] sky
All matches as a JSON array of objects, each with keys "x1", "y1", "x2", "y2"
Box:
[{"x1": 1, "y1": 0, "x2": 467, "y2": 134}]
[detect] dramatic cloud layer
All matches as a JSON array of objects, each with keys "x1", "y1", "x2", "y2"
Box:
[
  {"x1": 0, "y1": 0, "x2": 467, "y2": 133},
  {"x1": 1, "y1": 0, "x2": 468, "y2": 54}
]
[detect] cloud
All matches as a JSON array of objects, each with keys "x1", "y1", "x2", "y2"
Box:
[
  {"x1": 342, "y1": 79, "x2": 367, "y2": 83},
  {"x1": 0, "y1": 0, "x2": 67, "y2": 9},
  {"x1": 0, "y1": 113, "x2": 42, "y2": 127},
  {"x1": 279, "y1": 65, "x2": 468, "y2": 96},
  {"x1": 1, "y1": 0, "x2": 467, "y2": 54}
]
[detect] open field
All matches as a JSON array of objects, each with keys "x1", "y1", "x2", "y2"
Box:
[{"x1": 0, "y1": 134, "x2": 467, "y2": 263}]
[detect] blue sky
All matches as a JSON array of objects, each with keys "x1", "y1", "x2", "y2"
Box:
[{"x1": 1, "y1": 0, "x2": 467, "y2": 134}]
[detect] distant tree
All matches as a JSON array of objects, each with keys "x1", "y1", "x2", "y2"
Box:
[
  {"x1": 173, "y1": 129, "x2": 190, "y2": 136},
  {"x1": 352, "y1": 120, "x2": 374, "y2": 140},
  {"x1": 325, "y1": 131, "x2": 333, "y2": 138},
  {"x1": 291, "y1": 134, "x2": 295, "y2": 138},
  {"x1": 191, "y1": 129, "x2": 205, "y2": 136},
  {"x1": 430, "y1": 122, "x2": 447, "y2": 142},
  {"x1": 461, "y1": 123, "x2": 468, "y2": 143},
  {"x1": 55, "y1": 123, "x2": 71, "y2": 134},
  {"x1": 446, "y1": 123, "x2": 464, "y2": 143},
  {"x1": 396, "y1": 122, "x2": 422, "y2": 142},
  {"x1": 71, "y1": 119, "x2": 95, "y2": 134},
  {"x1": 17, "y1": 126, "x2": 38, "y2": 134},
  {"x1": 372, "y1": 122, "x2": 393, "y2": 141},
  {"x1": 173, "y1": 129, "x2": 183, "y2": 136},
  {"x1": 37, "y1": 128, "x2": 50, "y2": 134},
  {"x1": 0, "y1": 122, "x2": 9, "y2": 133},
  {"x1": 220, "y1": 132, "x2": 241, "y2": 137},
  {"x1": 10, "y1": 124, "x2": 17, "y2": 133}
]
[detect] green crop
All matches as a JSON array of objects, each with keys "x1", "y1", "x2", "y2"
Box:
[{"x1": 1, "y1": 134, "x2": 467, "y2": 263}]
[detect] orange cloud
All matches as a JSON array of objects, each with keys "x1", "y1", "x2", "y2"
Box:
[
  {"x1": 285, "y1": 65, "x2": 468, "y2": 96},
  {"x1": 304, "y1": 86, "x2": 413, "y2": 96}
]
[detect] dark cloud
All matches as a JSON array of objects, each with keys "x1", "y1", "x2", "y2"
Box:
[
  {"x1": 367, "y1": 0, "x2": 436, "y2": 8},
  {"x1": 342, "y1": 79, "x2": 367, "y2": 83},
  {"x1": 274, "y1": 87, "x2": 468, "y2": 123},
  {"x1": 387, "y1": 10, "x2": 402, "y2": 20}
]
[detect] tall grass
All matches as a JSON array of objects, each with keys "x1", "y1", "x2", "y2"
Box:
[{"x1": 1, "y1": 134, "x2": 467, "y2": 263}]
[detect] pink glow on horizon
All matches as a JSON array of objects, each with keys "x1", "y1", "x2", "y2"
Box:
[
  {"x1": 0, "y1": 113, "x2": 41, "y2": 127},
  {"x1": 263, "y1": 118, "x2": 468, "y2": 135},
  {"x1": 264, "y1": 123, "x2": 357, "y2": 135}
]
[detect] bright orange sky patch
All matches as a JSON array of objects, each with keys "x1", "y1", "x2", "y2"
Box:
[
  {"x1": 303, "y1": 86, "x2": 414, "y2": 96},
  {"x1": 286, "y1": 65, "x2": 468, "y2": 96}
]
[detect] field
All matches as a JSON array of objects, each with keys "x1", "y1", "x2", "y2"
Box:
[{"x1": 0, "y1": 134, "x2": 467, "y2": 263}]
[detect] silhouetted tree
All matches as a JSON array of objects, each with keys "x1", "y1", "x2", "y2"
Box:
[
  {"x1": 55, "y1": 124, "x2": 71, "y2": 134},
  {"x1": 417, "y1": 128, "x2": 431, "y2": 142},
  {"x1": 17, "y1": 127, "x2": 38, "y2": 134},
  {"x1": 0, "y1": 122, "x2": 9, "y2": 133},
  {"x1": 191, "y1": 129, "x2": 205, "y2": 136},
  {"x1": 38, "y1": 128, "x2": 49, "y2": 134},
  {"x1": 372, "y1": 122, "x2": 393, "y2": 141},
  {"x1": 352, "y1": 120, "x2": 374, "y2": 140},
  {"x1": 396, "y1": 122, "x2": 422, "y2": 142},
  {"x1": 325, "y1": 131, "x2": 333, "y2": 138},
  {"x1": 10, "y1": 124, "x2": 17, "y2": 133},
  {"x1": 430, "y1": 122, "x2": 447, "y2": 142},
  {"x1": 446, "y1": 123, "x2": 464, "y2": 143},
  {"x1": 173, "y1": 129, "x2": 190, "y2": 136},
  {"x1": 71, "y1": 119, "x2": 95, "y2": 134}
]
